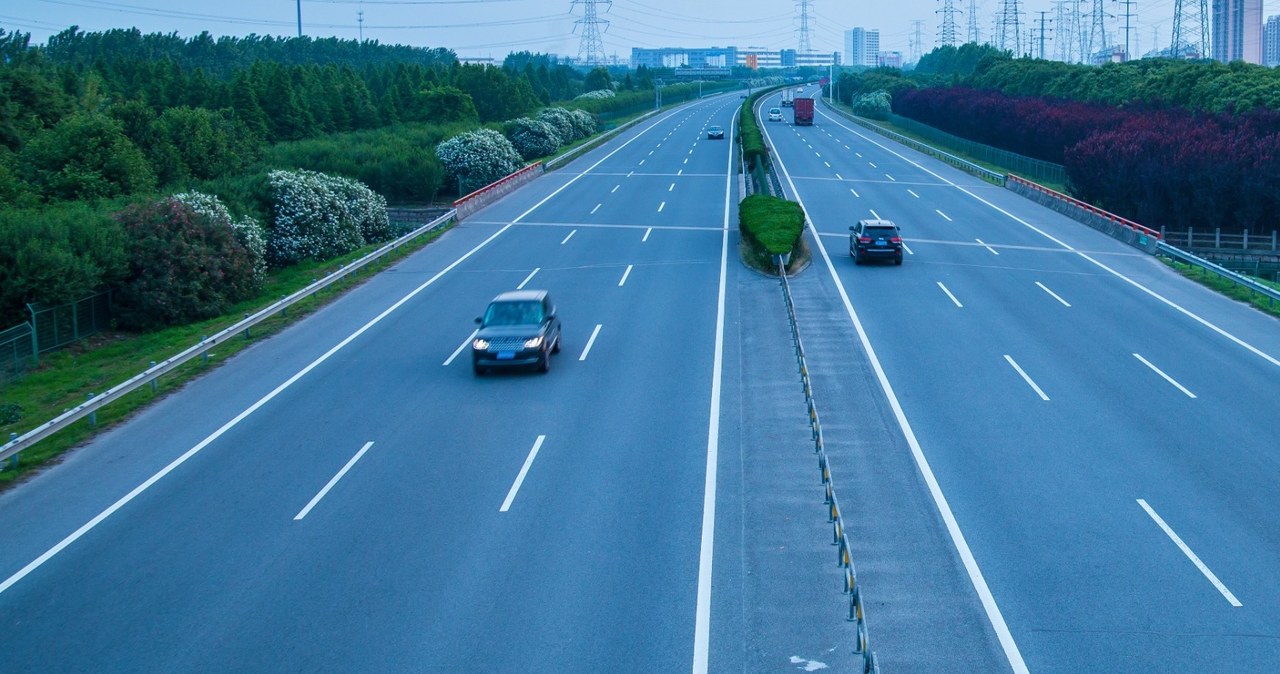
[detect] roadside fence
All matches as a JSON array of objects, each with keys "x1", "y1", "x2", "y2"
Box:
[
  {"x1": 1159, "y1": 227, "x2": 1280, "y2": 256},
  {"x1": 883, "y1": 113, "x2": 1068, "y2": 186},
  {"x1": 778, "y1": 260, "x2": 880, "y2": 674},
  {"x1": 1156, "y1": 242, "x2": 1280, "y2": 308},
  {"x1": 453, "y1": 162, "x2": 544, "y2": 221},
  {"x1": 1005, "y1": 174, "x2": 1161, "y2": 252},
  {"x1": 1, "y1": 210, "x2": 456, "y2": 471},
  {"x1": 0, "y1": 290, "x2": 113, "y2": 382}
]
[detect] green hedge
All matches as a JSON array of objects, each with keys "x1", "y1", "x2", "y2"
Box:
[
  {"x1": 738, "y1": 93, "x2": 767, "y2": 170},
  {"x1": 739, "y1": 194, "x2": 804, "y2": 254}
]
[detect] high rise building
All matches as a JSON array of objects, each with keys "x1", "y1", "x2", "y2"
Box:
[
  {"x1": 1213, "y1": 0, "x2": 1262, "y2": 63},
  {"x1": 1263, "y1": 15, "x2": 1280, "y2": 65},
  {"x1": 845, "y1": 28, "x2": 881, "y2": 67}
]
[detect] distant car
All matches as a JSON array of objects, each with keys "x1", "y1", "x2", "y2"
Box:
[
  {"x1": 849, "y1": 219, "x2": 903, "y2": 265},
  {"x1": 767, "y1": 107, "x2": 783, "y2": 122},
  {"x1": 707, "y1": 125, "x2": 725, "y2": 139},
  {"x1": 796, "y1": 87, "x2": 804, "y2": 94},
  {"x1": 472, "y1": 290, "x2": 562, "y2": 374}
]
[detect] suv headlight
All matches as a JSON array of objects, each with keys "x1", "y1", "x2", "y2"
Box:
[
  {"x1": 472, "y1": 338, "x2": 490, "y2": 350},
  {"x1": 524, "y1": 336, "x2": 543, "y2": 348}
]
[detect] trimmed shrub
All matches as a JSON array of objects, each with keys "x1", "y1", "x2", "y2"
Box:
[
  {"x1": 739, "y1": 194, "x2": 804, "y2": 254},
  {"x1": 506, "y1": 117, "x2": 561, "y2": 160},
  {"x1": 434, "y1": 128, "x2": 523, "y2": 194},
  {"x1": 575, "y1": 89, "x2": 616, "y2": 100},
  {"x1": 112, "y1": 197, "x2": 259, "y2": 330},
  {"x1": 265, "y1": 169, "x2": 390, "y2": 266}
]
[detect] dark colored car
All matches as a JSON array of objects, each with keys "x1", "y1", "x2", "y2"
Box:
[
  {"x1": 472, "y1": 290, "x2": 562, "y2": 374},
  {"x1": 707, "y1": 125, "x2": 725, "y2": 139},
  {"x1": 849, "y1": 219, "x2": 903, "y2": 265}
]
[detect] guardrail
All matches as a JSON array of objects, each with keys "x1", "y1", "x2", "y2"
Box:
[
  {"x1": 821, "y1": 103, "x2": 1005, "y2": 186},
  {"x1": 1156, "y1": 241, "x2": 1280, "y2": 308},
  {"x1": 453, "y1": 162, "x2": 544, "y2": 221},
  {"x1": 1, "y1": 210, "x2": 456, "y2": 470},
  {"x1": 1007, "y1": 174, "x2": 1160, "y2": 241},
  {"x1": 778, "y1": 261, "x2": 880, "y2": 674}
]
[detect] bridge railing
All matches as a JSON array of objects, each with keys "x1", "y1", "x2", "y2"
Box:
[{"x1": 779, "y1": 260, "x2": 880, "y2": 674}]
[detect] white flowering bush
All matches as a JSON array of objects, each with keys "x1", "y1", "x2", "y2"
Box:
[
  {"x1": 575, "y1": 89, "x2": 616, "y2": 100},
  {"x1": 537, "y1": 108, "x2": 576, "y2": 145},
  {"x1": 506, "y1": 117, "x2": 562, "y2": 160},
  {"x1": 435, "y1": 129, "x2": 524, "y2": 194},
  {"x1": 265, "y1": 169, "x2": 391, "y2": 267},
  {"x1": 569, "y1": 109, "x2": 597, "y2": 138},
  {"x1": 172, "y1": 191, "x2": 267, "y2": 286}
]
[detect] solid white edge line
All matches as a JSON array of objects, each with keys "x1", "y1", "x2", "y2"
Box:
[
  {"x1": 499, "y1": 435, "x2": 546, "y2": 512},
  {"x1": 1133, "y1": 353, "x2": 1197, "y2": 398},
  {"x1": 759, "y1": 112, "x2": 1031, "y2": 674},
  {"x1": 813, "y1": 104, "x2": 1280, "y2": 369},
  {"x1": 442, "y1": 329, "x2": 478, "y2": 366},
  {"x1": 1035, "y1": 281, "x2": 1071, "y2": 307},
  {"x1": 578, "y1": 324, "x2": 602, "y2": 361},
  {"x1": 294, "y1": 441, "x2": 375, "y2": 520},
  {"x1": 1137, "y1": 499, "x2": 1241, "y2": 606},
  {"x1": 1003, "y1": 354, "x2": 1050, "y2": 401},
  {"x1": 938, "y1": 281, "x2": 964, "y2": 308},
  {"x1": 691, "y1": 103, "x2": 735, "y2": 674},
  {"x1": 618, "y1": 264, "x2": 633, "y2": 287},
  {"x1": 0, "y1": 100, "x2": 694, "y2": 599},
  {"x1": 560, "y1": 229, "x2": 577, "y2": 244},
  {"x1": 517, "y1": 267, "x2": 541, "y2": 290}
]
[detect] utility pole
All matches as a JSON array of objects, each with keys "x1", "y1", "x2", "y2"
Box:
[
  {"x1": 1118, "y1": 0, "x2": 1135, "y2": 59},
  {"x1": 572, "y1": 0, "x2": 611, "y2": 66},
  {"x1": 1036, "y1": 11, "x2": 1052, "y2": 59},
  {"x1": 296, "y1": 0, "x2": 302, "y2": 38},
  {"x1": 357, "y1": 6, "x2": 364, "y2": 42}
]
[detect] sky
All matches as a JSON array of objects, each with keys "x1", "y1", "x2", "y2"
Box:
[{"x1": 5, "y1": 0, "x2": 1280, "y2": 63}]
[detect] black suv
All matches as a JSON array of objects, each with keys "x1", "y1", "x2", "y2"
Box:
[
  {"x1": 472, "y1": 290, "x2": 562, "y2": 374},
  {"x1": 849, "y1": 219, "x2": 903, "y2": 265}
]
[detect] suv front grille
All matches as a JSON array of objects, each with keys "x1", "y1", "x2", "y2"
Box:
[{"x1": 486, "y1": 336, "x2": 528, "y2": 350}]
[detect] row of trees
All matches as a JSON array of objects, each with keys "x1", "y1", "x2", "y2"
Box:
[{"x1": 880, "y1": 74, "x2": 1280, "y2": 236}]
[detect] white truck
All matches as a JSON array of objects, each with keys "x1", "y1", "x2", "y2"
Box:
[{"x1": 781, "y1": 88, "x2": 794, "y2": 107}]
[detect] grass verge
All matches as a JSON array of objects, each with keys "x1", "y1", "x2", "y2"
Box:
[
  {"x1": 1163, "y1": 259, "x2": 1280, "y2": 319},
  {"x1": 0, "y1": 222, "x2": 452, "y2": 487}
]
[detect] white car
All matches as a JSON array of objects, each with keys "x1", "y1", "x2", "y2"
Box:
[{"x1": 768, "y1": 107, "x2": 784, "y2": 122}]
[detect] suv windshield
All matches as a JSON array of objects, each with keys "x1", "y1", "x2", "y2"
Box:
[{"x1": 483, "y1": 301, "x2": 544, "y2": 326}]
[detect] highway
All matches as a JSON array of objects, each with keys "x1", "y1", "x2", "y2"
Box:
[
  {"x1": 4, "y1": 84, "x2": 1278, "y2": 673},
  {"x1": 0, "y1": 93, "x2": 866, "y2": 672},
  {"x1": 757, "y1": 87, "x2": 1280, "y2": 672}
]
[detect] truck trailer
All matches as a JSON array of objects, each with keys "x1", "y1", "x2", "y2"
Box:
[{"x1": 793, "y1": 97, "x2": 814, "y2": 125}]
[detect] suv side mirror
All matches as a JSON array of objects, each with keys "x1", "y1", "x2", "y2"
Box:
[
  {"x1": 474, "y1": 317, "x2": 482, "y2": 324},
  {"x1": 848, "y1": 226, "x2": 855, "y2": 231}
]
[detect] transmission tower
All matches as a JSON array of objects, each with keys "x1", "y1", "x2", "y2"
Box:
[
  {"x1": 1171, "y1": 0, "x2": 1209, "y2": 57},
  {"x1": 996, "y1": 0, "x2": 1023, "y2": 54},
  {"x1": 967, "y1": 0, "x2": 982, "y2": 43},
  {"x1": 1052, "y1": 1, "x2": 1070, "y2": 60},
  {"x1": 938, "y1": 0, "x2": 962, "y2": 47},
  {"x1": 1086, "y1": 0, "x2": 1110, "y2": 58},
  {"x1": 796, "y1": 0, "x2": 814, "y2": 54},
  {"x1": 1074, "y1": 0, "x2": 1088, "y2": 61},
  {"x1": 572, "y1": 0, "x2": 611, "y2": 66},
  {"x1": 910, "y1": 19, "x2": 926, "y2": 61}
]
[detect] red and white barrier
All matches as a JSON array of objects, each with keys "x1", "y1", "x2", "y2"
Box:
[{"x1": 453, "y1": 162, "x2": 545, "y2": 221}]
